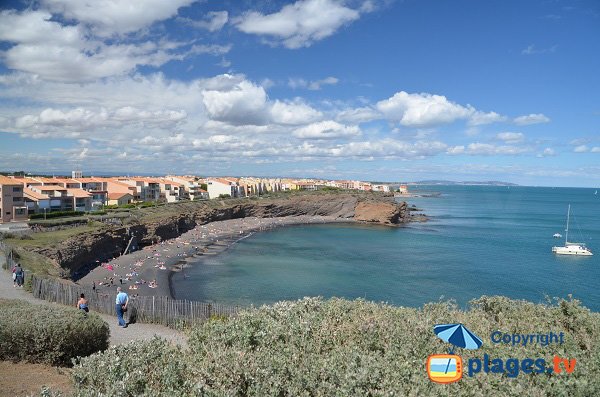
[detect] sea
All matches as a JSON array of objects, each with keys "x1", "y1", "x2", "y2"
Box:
[{"x1": 172, "y1": 186, "x2": 600, "y2": 311}]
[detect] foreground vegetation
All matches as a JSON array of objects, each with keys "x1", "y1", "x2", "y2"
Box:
[
  {"x1": 71, "y1": 296, "x2": 600, "y2": 396},
  {"x1": 0, "y1": 299, "x2": 109, "y2": 366}
]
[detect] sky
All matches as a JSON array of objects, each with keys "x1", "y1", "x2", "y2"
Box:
[{"x1": 0, "y1": 0, "x2": 599, "y2": 187}]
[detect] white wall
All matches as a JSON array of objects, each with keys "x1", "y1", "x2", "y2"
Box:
[{"x1": 207, "y1": 181, "x2": 233, "y2": 199}]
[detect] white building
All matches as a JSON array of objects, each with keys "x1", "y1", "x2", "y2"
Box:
[{"x1": 207, "y1": 179, "x2": 241, "y2": 199}]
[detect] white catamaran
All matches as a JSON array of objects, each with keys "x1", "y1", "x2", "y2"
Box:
[{"x1": 552, "y1": 205, "x2": 593, "y2": 256}]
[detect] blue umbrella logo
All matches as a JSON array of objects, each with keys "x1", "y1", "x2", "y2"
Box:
[{"x1": 434, "y1": 323, "x2": 483, "y2": 352}]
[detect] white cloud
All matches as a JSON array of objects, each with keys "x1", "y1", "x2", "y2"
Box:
[
  {"x1": 217, "y1": 58, "x2": 232, "y2": 68},
  {"x1": 235, "y1": 0, "x2": 364, "y2": 49},
  {"x1": 537, "y1": 148, "x2": 556, "y2": 157},
  {"x1": 574, "y1": 145, "x2": 589, "y2": 153},
  {"x1": 376, "y1": 91, "x2": 474, "y2": 127},
  {"x1": 41, "y1": 0, "x2": 196, "y2": 37},
  {"x1": 0, "y1": 65, "x2": 554, "y2": 173},
  {"x1": 462, "y1": 143, "x2": 530, "y2": 156},
  {"x1": 331, "y1": 139, "x2": 447, "y2": 158},
  {"x1": 592, "y1": 147, "x2": 600, "y2": 153},
  {"x1": 0, "y1": 10, "x2": 192, "y2": 82},
  {"x1": 308, "y1": 77, "x2": 339, "y2": 90},
  {"x1": 446, "y1": 145, "x2": 465, "y2": 155},
  {"x1": 288, "y1": 76, "x2": 339, "y2": 90},
  {"x1": 336, "y1": 106, "x2": 381, "y2": 124},
  {"x1": 180, "y1": 11, "x2": 229, "y2": 32},
  {"x1": 521, "y1": 44, "x2": 557, "y2": 55},
  {"x1": 514, "y1": 113, "x2": 550, "y2": 125},
  {"x1": 569, "y1": 138, "x2": 588, "y2": 146},
  {"x1": 11, "y1": 106, "x2": 187, "y2": 139},
  {"x1": 188, "y1": 44, "x2": 231, "y2": 56},
  {"x1": 468, "y1": 111, "x2": 506, "y2": 126},
  {"x1": 288, "y1": 78, "x2": 308, "y2": 89},
  {"x1": 496, "y1": 132, "x2": 524, "y2": 143},
  {"x1": 202, "y1": 79, "x2": 269, "y2": 126},
  {"x1": 270, "y1": 100, "x2": 323, "y2": 125},
  {"x1": 293, "y1": 120, "x2": 360, "y2": 139}
]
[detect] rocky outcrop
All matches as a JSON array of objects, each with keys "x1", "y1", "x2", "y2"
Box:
[
  {"x1": 32, "y1": 193, "x2": 413, "y2": 277},
  {"x1": 354, "y1": 200, "x2": 407, "y2": 224}
]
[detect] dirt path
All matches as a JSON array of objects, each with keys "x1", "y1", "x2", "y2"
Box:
[
  {"x1": 0, "y1": 252, "x2": 187, "y2": 348},
  {"x1": 0, "y1": 361, "x2": 73, "y2": 397}
]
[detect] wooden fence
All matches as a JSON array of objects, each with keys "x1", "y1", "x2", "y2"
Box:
[{"x1": 30, "y1": 275, "x2": 241, "y2": 327}]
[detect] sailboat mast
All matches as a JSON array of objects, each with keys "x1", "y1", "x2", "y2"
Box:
[{"x1": 565, "y1": 204, "x2": 570, "y2": 244}]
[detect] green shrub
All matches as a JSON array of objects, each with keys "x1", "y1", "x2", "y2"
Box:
[
  {"x1": 30, "y1": 211, "x2": 82, "y2": 220},
  {"x1": 72, "y1": 337, "x2": 192, "y2": 396},
  {"x1": 70, "y1": 296, "x2": 600, "y2": 396},
  {"x1": 0, "y1": 299, "x2": 109, "y2": 366}
]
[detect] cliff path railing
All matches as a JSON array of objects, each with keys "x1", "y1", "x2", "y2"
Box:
[{"x1": 30, "y1": 274, "x2": 242, "y2": 327}]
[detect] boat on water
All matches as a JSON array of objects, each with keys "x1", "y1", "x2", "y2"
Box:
[
  {"x1": 552, "y1": 205, "x2": 593, "y2": 256},
  {"x1": 553, "y1": 233, "x2": 562, "y2": 238}
]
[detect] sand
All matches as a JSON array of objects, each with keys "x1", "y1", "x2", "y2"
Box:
[{"x1": 77, "y1": 216, "x2": 351, "y2": 299}]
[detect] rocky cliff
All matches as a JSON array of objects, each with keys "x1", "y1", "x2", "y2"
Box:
[{"x1": 32, "y1": 192, "x2": 412, "y2": 276}]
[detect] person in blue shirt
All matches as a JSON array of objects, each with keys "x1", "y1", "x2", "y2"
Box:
[{"x1": 115, "y1": 287, "x2": 129, "y2": 328}]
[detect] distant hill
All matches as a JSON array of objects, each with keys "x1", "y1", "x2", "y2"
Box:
[{"x1": 408, "y1": 180, "x2": 519, "y2": 186}]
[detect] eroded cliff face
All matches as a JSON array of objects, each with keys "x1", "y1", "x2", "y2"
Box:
[{"x1": 34, "y1": 193, "x2": 411, "y2": 275}]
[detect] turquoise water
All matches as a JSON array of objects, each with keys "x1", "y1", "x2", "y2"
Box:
[{"x1": 172, "y1": 186, "x2": 600, "y2": 310}]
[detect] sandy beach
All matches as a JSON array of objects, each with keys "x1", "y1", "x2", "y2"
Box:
[{"x1": 77, "y1": 216, "x2": 351, "y2": 299}]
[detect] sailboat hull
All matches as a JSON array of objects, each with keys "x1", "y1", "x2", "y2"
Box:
[{"x1": 552, "y1": 245, "x2": 593, "y2": 256}]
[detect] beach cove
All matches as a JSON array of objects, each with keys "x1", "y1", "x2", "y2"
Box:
[{"x1": 76, "y1": 215, "x2": 352, "y2": 299}]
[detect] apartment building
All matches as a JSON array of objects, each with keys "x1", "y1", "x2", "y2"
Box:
[
  {"x1": 23, "y1": 185, "x2": 92, "y2": 213},
  {"x1": 207, "y1": 178, "x2": 244, "y2": 199},
  {"x1": 296, "y1": 181, "x2": 325, "y2": 191},
  {"x1": 0, "y1": 176, "x2": 27, "y2": 223},
  {"x1": 107, "y1": 192, "x2": 134, "y2": 206},
  {"x1": 158, "y1": 179, "x2": 185, "y2": 203},
  {"x1": 111, "y1": 178, "x2": 161, "y2": 202},
  {"x1": 371, "y1": 184, "x2": 391, "y2": 193}
]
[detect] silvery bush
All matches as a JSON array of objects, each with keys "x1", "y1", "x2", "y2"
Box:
[
  {"x1": 0, "y1": 299, "x2": 109, "y2": 366},
  {"x1": 71, "y1": 296, "x2": 600, "y2": 396}
]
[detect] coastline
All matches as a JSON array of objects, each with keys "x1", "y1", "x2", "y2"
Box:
[{"x1": 77, "y1": 215, "x2": 353, "y2": 300}]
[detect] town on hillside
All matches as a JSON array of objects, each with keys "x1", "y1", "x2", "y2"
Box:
[{"x1": 0, "y1": 172, "x2": 407, "y2": 223}]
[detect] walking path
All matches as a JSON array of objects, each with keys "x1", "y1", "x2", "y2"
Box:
[{"x1": 0, "y1": 252, "x2": 187, "y2": 348}]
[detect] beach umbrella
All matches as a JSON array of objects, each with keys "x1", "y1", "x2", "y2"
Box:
[{"x1": 434, "y1": 323, "x2": 483, "y2": 350}]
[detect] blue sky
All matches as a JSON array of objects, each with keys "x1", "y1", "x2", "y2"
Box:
[{"x1": 0, "y1": 0, "x2": 598, "y2": 186}]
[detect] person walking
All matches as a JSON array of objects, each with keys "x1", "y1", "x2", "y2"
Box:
[
  {"x1": 14, "y1": 264, "x2": 24, "y2": 287},
  {"x1": 76, "y1": 293, "x2": 89, "y2": 313},
  {"x1": 115, "y1": 287, "x2": 129, "y2": 328}
]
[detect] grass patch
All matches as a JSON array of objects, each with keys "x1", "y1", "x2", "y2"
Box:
[
  {"x1": 5, "y1": 224, "x2": 105, "y2": 249},
  {"x1": 9, "y1": 248, "x2": 59, "y2": 277},
  {"x1": 4, "y1": 225, "x2": 105, "y2": 276}
]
